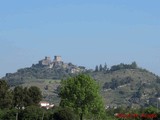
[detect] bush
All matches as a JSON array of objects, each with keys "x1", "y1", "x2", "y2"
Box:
[
  {"x1": 22, "y1": 105, "x2": 44, "y2": 120},
  {"x1": 1, "y1": 108, "x2": 18, "y2": 120},
  {"x1": 50, "y1": 107, "x2": 77, "y2": 120}
]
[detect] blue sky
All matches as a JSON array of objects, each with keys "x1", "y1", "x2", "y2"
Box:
[{"x1": 0, "y1": 0, "x2": 160, "y2": 77}]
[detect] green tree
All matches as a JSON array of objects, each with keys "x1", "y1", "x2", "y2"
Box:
[
  {"x1": 59, "y1": 74, "x2": 105, "y2": 120},
  {"x1": 95, "y1": 65, "x2": 99, "y2": 72},
  {"x1": 27, "y1": 86, "x2": 42, "y2": 106},
  {"x1": 99, "y1": 64, "x2": 103, "y2": 71},
  {"x1": 51, "y1": 107, "x2": 77, "y2": 120},
  {"x1": 23, "y1": 87, "x2": 32, "y2": 106},
  {"x1": 0, "y1": 80, "x2": 13, "y2": 109},
  {"x1": 13, "y1": 86, "x2": 42, "y2": 107},
  {"x1": 13, "y1": 86, "x2": 25, "y2": 109},
  {"x1": 1, "y1": 108, "x2": 18, "y2": 120},
  {"x1": 0, "y1": 109, "x2": 5, "y2": 119},
  {"x1": 104, "y1": 62, "x2": 107, "y2": 71},
  {"x1": 22, "y1": 105, "x2": 44, "y2": 120},
  {"x1": 131, "y1": 61, "x2": 137, "y2": 69}
]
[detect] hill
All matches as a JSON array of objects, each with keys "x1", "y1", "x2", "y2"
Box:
[
  {"x1": 90, "y1": 66, "x2": 160, "y2": 108},
  {"x1": 3, "y1": 56, "x2": 86, "y2": 86},
  {"x1": 2, "y1": 57, "x2": 160, "y2": 108}
]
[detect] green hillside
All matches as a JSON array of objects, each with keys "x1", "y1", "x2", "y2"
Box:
[
  {"x1": 90, "y1": 68, "x2": 160, "y2": 108},
  {"x1": 2, "y1": 57, "x2": 160, "y2": 108},
  {"x1": 3, "y1": 56, "x2": 86, "y2": 86}
]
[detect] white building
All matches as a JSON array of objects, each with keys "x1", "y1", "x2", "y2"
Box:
[{"x1": 39, "y1": 101, "x2": 54, "y2": 109}]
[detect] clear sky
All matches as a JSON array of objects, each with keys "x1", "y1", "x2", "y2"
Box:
[{"x1": 0, "y1": 0, "x2": 160, "y2": 77}]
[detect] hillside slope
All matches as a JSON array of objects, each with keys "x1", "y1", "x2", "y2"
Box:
[
  {"x1": 2, "y1": 57, "x2": 160, "y2": 108},
  {"x1": 90, "y1": 68, "x2": 160, "y2": 108},
  {"x1": 2, "y1": 56, "x2": 86, "y2": 86}
]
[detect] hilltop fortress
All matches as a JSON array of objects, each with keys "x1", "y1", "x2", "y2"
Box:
[
  {"x1": 4, "y1": 55, "x2": 86, "y2": 84},
  {"x1": 37, "y1": 56, "x2": 86, "y2": 73},
  {"x1": 38, "y1": 56, "x2": 62, "y2": 68}
]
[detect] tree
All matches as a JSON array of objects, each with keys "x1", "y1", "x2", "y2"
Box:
[
  {"x1": 103, "y1": 62, "x2": 107, "y2": 71},
  {"x1": 0, "y1": 80, "x2": 13, "y2": 109},
  {"x1": 95, "y1": 65, "x2": 99, "y2": 72},
  {"x1": 27, "y1": 86, "x2": 42, "y2": 106},
  {"x1": 0, "y1": 109, "x2": 5, "y2": 119},
  {"x1": 51, "y1": 107, "x2": 77, "y2": 120},
  {"x1": 59, "y1": 74, "x2": 105, "y2": 120},
  {"x1": 131, "y1": 61, "x2": 137, "y2": 69},
  {"x1": 22, "y1": 105, "x2": 44, "y2": 120},
  {"x1": 99, "y1": 64, "x2": 103, "y2": 71},
  {"x1": 1, "y1": 108, "x2": 18, "y2": 120},
  {"x1": 13, "y1": 86, "x2": 42, "y2": 107},
  {"x1": 13, "y1": 86, "x2": 25, "y2": 109}
]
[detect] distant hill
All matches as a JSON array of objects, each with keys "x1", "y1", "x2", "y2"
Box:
[
  {"x1": 2, "y1": 56, "x2": 160, "y2": 108},
  {"x1": 2, "y1": 56, "x2": 86, "y2": 86},
  {"x1": 89, "y1": 64, "x2": 160, "y2": 108}
]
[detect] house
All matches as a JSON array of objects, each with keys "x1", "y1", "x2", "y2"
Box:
[{"x1": 39, "y1": 101, "x2": 54, "y2": 109}]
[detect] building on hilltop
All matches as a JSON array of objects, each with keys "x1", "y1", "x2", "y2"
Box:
[
  {"x1": 53, "y1": 55, "x2": 63, "y2": 67},
  {"x1": 54, "y1": 55, "x2": 62, "y2": 62},
  {"x1": 37, "y1": 55, "x2": 86, "y2": 72},
  {"x1": 45, "y1": 56, "x2": 51, "y2": 60},
  {"x1": 39, "y1": 56, "x2": 52, "y2": 66},
  {"x1": 38, "y1": 56, "x2": 63, "y2": 68}
]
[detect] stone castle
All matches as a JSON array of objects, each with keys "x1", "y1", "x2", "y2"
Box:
[
  {"x1": 54, "y1": 56, "x2": 62, "y2": 62},
  {"x1": 38, "y1": 55, "x2": 63, "y2": 68},
  {"x1": 37, "y1": 55, "x2": 86, "y2": 73}
]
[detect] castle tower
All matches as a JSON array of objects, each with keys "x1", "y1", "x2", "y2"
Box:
[
  {"x1": 54, "y1": 56, "x2": 62, "y2": 62},
  {"x1": 45, "y1": 56, "x2": 51, "y2": 61},
  {"x1": 39, "y1": 56, "x2": 52, "y2": 66}
]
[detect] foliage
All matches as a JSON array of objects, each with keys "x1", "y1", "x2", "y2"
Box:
[
  {"x1": 104, "y1": 62, "x2": 108, "y2": 71},
  {"x1": 2, "y1": 60, "x2": 160, "y2": 109},
  {"x1": 95, "y1": 62, "x2": 136, "y2": 72},
  {"x1": 110, "y1": 62, "x2": 137, "y2": 71},
  {"x1": 59, "y1": 74, "x2": 106, "y2": 120},
  {"x1": 95, "y1": 65, "x2": 99, "y2": 72},
  {"x1": 50, "y1": 107, "x2": 77, "y2": 120},
  {"x1": 0, "y1": 107, "x2": 54, "y2": 120},
  {"x1": 13, "y1": 86, "x2": 42, "y2": 108},
  {"x1": 22, "y1": 105, "x2": 44, "y2": 120},
  {"x1": 95, "y1": 63, "x2": 108, "y2": 72},
  {"x1": 27, "y1": 86, "x2": 42, "y2": 105},
  {"x1": 3, "y1": 61, "x2": 86, "y2": 86},
  {"x1": 144, "y1": 106, "x2": 157, "y2": 114},
  {"x1": 0, "y1": 80, "x2": 13, "y2": 109},
  {"x1": 99, "y1": 64, "x2": 103, "y2": 71},
  {"x1": 0, "y1": 109, "x2": 5, "y2": 119},
  {"x1": 103, "y1": 77, "x2": 133, "y2": 90},
  {"x1": 13, "y1": 86, "x2": 25, "y2": 109},
  {"x1": 0, "y1": 108, "x2": 18, "y2": 120}
]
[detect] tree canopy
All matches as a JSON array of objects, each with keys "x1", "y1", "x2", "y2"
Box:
[
  {"x1": 59, "y1": 74, "x2": 105, "y2": 120},
  {"x1": 0, "y1": 80, "x2": 13, "y2": 109},
  {"x1": 51, "y1": 107, "x2": 77, "y2": 120},
  {"x1": 0, "y1": 79, "x2": 42, "y2": 109},
  {"x1": 13, "y1": 86, "x2": 42, "y2": 108}
]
